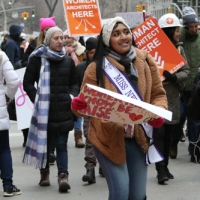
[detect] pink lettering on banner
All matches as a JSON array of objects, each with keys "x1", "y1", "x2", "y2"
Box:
[{"x1": 16, "y1": 81, "x2": 33, "y2": 110}]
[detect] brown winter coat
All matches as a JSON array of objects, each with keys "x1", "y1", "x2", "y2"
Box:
[{"x1": 72, "y1": 48, "x2": 167, "y2": 164}]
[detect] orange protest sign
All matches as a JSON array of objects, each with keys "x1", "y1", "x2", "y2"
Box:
[
  {"x1": 62, "y1": 0, "x2": 102, "y2": 36},
  {"x1": 132, "y1": 17, "x2": 187, "y2": 81}
]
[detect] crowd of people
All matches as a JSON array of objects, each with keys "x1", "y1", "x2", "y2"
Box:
[{"x1": 1, "y1": 5, "x2": 200, "y2": 200}]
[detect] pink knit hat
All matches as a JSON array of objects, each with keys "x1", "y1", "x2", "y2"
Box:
[
  {"x1": 63, "y1": 29, "x2": 79, "y2": 41},
  {"x1": 40, "y1": 16, "x2": 56, "y2": 31}
]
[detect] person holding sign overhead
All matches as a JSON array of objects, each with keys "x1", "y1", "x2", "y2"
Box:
[
  {"x1": 153, "y1": 13, "x2": 190, "y2": 185},
  {"x1": 71, "y1": 16, "x2": 167, "y2": 200}
]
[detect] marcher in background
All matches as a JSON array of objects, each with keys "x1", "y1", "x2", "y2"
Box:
[
  {"x1": 177, "y1": 6, "x2": 200, "y2": 163},
  {"x1": 5, "y1": 25, "x2": 23, "y2": 66},
  {"x1": 76, "y1": 37, "x2": 100, "y2": 184},
  {"x1": 153, "y1": 13, "x2": 190, "y2": 185},
  {"x1": 64, "y1": 29, "x2": 86, "y2": 148},
  {"x1": 187, "y1": 71, "x2": 200, "y2": 120},
  {"x1": 23, "y1": 27, "x2": 79, "y2": 193},
  {"x1": 36, "y1": 16, "x2": 56, "y2": 47},
  {"x1": 64, "y1": 30, "x2": 86, "y2": 65},
  {"x1": 21, "y1": 36, "x2": 36, "y2": 68},
  {"x1": 0, "y1": 51, "x2": 21, "y2": 197},
  {"x1": 186, "y1": 71, "x2": 200, "y2": 160},
  {"x1": 71, "y1": 17, "x2": 167, "y2": 200},
  {"x1": 1, "y1": 34, "x2": 9, "y2": 52},
  {"x1": 19, "y1": 37, "x2": 27, "y2": 60}
]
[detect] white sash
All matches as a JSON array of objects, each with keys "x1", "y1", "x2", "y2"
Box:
[{"x1": 103, "y1": 57, "x2": 163, "y2": 165}]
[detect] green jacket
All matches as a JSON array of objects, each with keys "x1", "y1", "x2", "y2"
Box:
[{"x1": 180, "y1": 27, "x2": 200, "y2": 91}]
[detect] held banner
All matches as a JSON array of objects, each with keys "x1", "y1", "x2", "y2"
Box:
[
  {"x1": 132, "y1": 17, "x2": 187, "y2": 81},
  {"x1": 62, "y1": 0, "x2": 102, "y2": 36},
  {"x1": 15, "y1": 68, "x2": 33, "y2": 130},
  {"x1": 116, "y1": 12, "x2": 144, "y2": 29},
  {"x1": 78, "y1": 84, "x2": 172, "y2": 124}
]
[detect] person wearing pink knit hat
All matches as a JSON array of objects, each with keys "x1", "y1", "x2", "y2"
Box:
[
  {"x1": 36, "y1": 17, "x2": 57, "y2": 165},
  {"x1": 37, "y1": 16, "x2": 56, "y2": 47}
]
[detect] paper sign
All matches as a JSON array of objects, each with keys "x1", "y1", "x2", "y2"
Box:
[
  {"x1": 116, "y1": 12, "x2": 144, "y2": 29},
  {"x1": 62, "y1": 0, "x2": 102, "y2": 36},
  {"x1": 78, "y1": 84, "x2": 172, "y2": 124},
  {"x1": 132, "y1": 17, "x2": 187, "y2": 81},
  {"x1": 15, "y1": 68, "x2": 33, "y2": 130}
]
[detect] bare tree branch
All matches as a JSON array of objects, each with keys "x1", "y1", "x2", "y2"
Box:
[
  {"x1": 44, "y1": 0, "x2": 59, "y2": 17},
  {"x1": 44, "y1": 0, "x2": 51, "y2": 12},
  {"x1": 49, "y1": 0, "x2": 58, "y2": 16}
]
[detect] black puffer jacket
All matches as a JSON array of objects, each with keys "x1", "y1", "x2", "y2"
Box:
[
  {"x1": 186, "y1": 71, "x2": 200, "y2": 120},
  {"x1": 76, "y1": 59, "x2": 90, "y2": 88},
  {"x1": 23, "y1": 55, "x2": 79, "y2": 134}
]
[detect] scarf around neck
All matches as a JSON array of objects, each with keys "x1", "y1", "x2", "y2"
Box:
[
  {"x1": 104, "y1": 45, "x2": 138, "y2": 84},
  {"x1": 104, "y1": 46, "x2": 139, "y2": 138},
  {"x1": 23, "y1": 45, "x2": 65, "y2": 169}
]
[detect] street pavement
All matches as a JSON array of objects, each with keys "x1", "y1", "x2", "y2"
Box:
[{"x1": 1, "y1": 121, "x2": 200, "y2": 200}]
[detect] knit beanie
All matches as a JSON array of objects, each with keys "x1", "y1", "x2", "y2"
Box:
[
  {"x1": 63, "y1": 29, "x2": 80, "y2": 41},
  {"x1": 182, "y1": 7, "x2": 198, "y2": 26},
  {"x1": 40, "y1": 16, "x2": 56, "y2": 31},
  {"x1": 43, "y1": 27, "x2": 63, "y2": 46},
  {"x1": 86, "y1": 37, "x2": 98, "y2": 50},
  {"x1": 102, "y1": 16, "x2": 131, "y2": 47}
]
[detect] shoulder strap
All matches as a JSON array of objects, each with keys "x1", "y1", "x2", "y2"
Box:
[{"x1": 177, "y1": 46, "x2": 181, "y2": 54}]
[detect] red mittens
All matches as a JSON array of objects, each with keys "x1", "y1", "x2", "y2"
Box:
[
  {"x1": 148, "y1": 117, "x2": 164, "y2": 128},
  {"x1": 71, "y1": 97, "x2": 87, "y2": 110}
]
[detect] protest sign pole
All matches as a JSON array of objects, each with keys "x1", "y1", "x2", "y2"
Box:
[{"x1": 142, "y1": 5, "x2": 146, "y2": 21}]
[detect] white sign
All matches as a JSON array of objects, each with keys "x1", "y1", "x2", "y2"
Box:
[
  {"x1": 32, "y1": 31, "x2": 39, "y2": 38},
  {"x1": 116, "y1": 12, "x2": 144, "y2": 29},
  {"x1": 12, "y1": 11, "x2": 18, "y2": 18},
  {"x1": 15, "y1": 68, "x2": 33, "y2": 130}
]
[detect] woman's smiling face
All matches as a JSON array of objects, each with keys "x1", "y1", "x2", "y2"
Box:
[{"x1": 110, "y1": 23, "x2": 132, "y2": 54}]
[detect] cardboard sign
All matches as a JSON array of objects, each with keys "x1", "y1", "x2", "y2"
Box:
[
  {"x1": 62, "y1": 0, "x2": 102, "y2": 36},
  {"x1": 132, "y1": 17, "x2": 187, "y2": 81},
  {"x1": 116, "y1": 12, "x2": 144, "y2": 29},
  {"x1": 15, "y1": 68, "x2": 33, "y2": 130},
  {"x1": 78, "y1": 84, "x2": 172, "y2": 124}
]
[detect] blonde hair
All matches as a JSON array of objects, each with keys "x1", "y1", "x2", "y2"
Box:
[
  {"x1": 28, "y1": 35, "x2": 35, "y2": 43},
  {"x1": 37, "y1": 31, "x2": 45, "y2": 47}
]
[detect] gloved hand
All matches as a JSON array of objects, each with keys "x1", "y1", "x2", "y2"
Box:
[
  {"x1": 148, "y1": 117, "x2": 164, "y2": 128},
  {"x1": 163, "y1": 70, "x2": 177, "y2": 83},
  {"x1": 71, "y1": 96, "x2": 87, "y2": 110}
]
